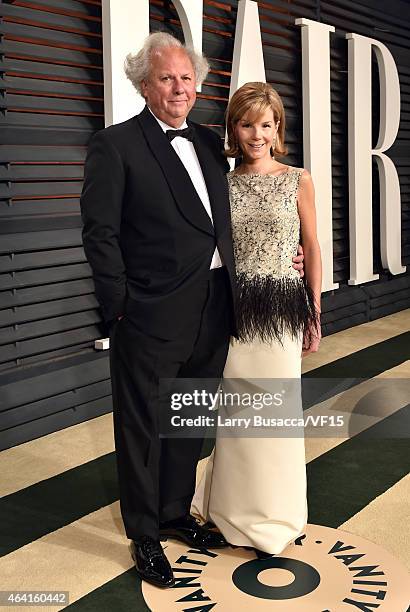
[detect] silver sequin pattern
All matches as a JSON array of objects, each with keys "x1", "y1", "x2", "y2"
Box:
[{"x1": 227, "y1": 168, "x2": 304, "y2": 280}]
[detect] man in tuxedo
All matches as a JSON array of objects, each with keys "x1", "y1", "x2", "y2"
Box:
[
  {"x1": 81, "y1": 32, "x2": 303, "y2": 588},
  {"x1": 81, "y1": 32, "x2": 235, "y2": 588}
]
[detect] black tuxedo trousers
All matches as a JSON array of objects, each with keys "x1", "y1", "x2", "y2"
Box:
[{"x1": 110, "y1": 267, "x2": 231, "y2": 540}]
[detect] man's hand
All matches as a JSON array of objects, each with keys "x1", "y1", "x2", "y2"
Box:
[{"x1": 292, "y1": 244, "x2": 304, "y2": 278}]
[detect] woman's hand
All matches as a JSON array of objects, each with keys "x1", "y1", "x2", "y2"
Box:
[{"x1": 302, "y1": 318, "x2": 321, "y2": 356}]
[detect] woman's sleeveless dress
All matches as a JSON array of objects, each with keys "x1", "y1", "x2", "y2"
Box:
[{"x1": 192, "y1": 168, "x2": 316, "y2": 554}]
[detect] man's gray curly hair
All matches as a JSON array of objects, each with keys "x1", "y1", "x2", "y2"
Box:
[{"x1": 124, "y1": 32, "x2": 209, "y2": 94}]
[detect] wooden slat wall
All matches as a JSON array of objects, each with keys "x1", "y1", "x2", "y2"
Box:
[
  {"x1": 0, "y1": 0, "x2": 409, "y2": 449},
  {"x1": 0, "y1": 0, "x2": 111, "y2": 449}
]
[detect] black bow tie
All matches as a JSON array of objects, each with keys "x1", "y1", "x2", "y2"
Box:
[{"x1": 166, "y1": 126, "x2": 195, "y2": 142}]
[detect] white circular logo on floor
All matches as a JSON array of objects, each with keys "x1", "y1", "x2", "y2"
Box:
[{"x1": 142, "y1": 524, "x2": 410, "y2": 611}]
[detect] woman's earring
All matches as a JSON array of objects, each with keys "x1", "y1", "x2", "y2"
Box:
[
  {"x1": 271, "y1": 134, "x2": 277, "y2": 158},
  {"x1": 272, "y1": 122, "x2": 280, "y2": 157}
]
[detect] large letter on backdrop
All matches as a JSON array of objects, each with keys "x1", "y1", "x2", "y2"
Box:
[
  {"x1": 173, "y1": 0, "x2": 204, "y2": 91},
  {"x1": 101, "y1": 0, "x2": 203, "y2": 126},
  {"x1": 230, "y1": 0, "x2": 266, "y2": 96},
  {"x1": 101, "y1": 0, "x2": 149, "y2": 125},
  {"x1": 295, "y1": 18, "x2": 337, "y2": 292},
  {"x1": 228, "y1": 0, "x2": 265, "y2": 169},
  {"x1": 346, "y1": 33, "x2": 404, "y2": 284}
]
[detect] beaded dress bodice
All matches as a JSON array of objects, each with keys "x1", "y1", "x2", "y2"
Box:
[{"x1": 228, "y1": 168, "x2": 316, "y2": 342}]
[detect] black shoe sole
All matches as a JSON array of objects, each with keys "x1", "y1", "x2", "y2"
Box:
[
  {"x1": 134, "y1": 568, "x2": 175, "y2": 588},
  {"x1": 159, "y1": 531, "x2": 228, "y2": 548}
]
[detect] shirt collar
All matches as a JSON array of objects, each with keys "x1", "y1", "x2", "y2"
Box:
[{"x1": 148, "y1": 107, "x2": 188, "y2": 132}]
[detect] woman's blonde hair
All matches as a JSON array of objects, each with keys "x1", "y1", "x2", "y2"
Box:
[{"x1": 225, "y1": 82, "x2": 287, "y2": 158}]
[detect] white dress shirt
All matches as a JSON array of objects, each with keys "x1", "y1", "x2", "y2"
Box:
[{"x1": 149, "y1": 108, "x2": 223, "y2": 269}]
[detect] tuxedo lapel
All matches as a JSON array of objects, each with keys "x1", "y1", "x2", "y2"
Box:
[
  {"x1": 137, "y1": 106, "x2": 214, "y2": 237},
  {"x1": 192, "y1": 126, "x2": 230, "y2": 241}
]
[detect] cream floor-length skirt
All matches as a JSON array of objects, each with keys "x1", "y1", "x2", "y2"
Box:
[{"x1": 191, "y1": 333, "x2": 307, "y2": 554}]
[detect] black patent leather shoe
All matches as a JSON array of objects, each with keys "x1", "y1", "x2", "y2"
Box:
[
  {"x1": 159, "y1": 514, "x2": 227, "y2": 548},
  {"x1": 130, "y1": 536, "x2": 175, "y2": 588}
]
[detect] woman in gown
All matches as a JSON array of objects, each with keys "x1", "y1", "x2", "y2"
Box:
[{"x1": 192, "y1": 82, "x2": 322, "y2": 556}]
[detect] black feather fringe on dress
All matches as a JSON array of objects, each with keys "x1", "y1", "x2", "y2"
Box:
[{"x1": 235, "y1": 273, "x2": 319, "y2": 344}]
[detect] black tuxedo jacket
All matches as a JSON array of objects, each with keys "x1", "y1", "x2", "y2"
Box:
[{"x1": 80, "y1": 105, "x2": 237, "y2": 339}]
